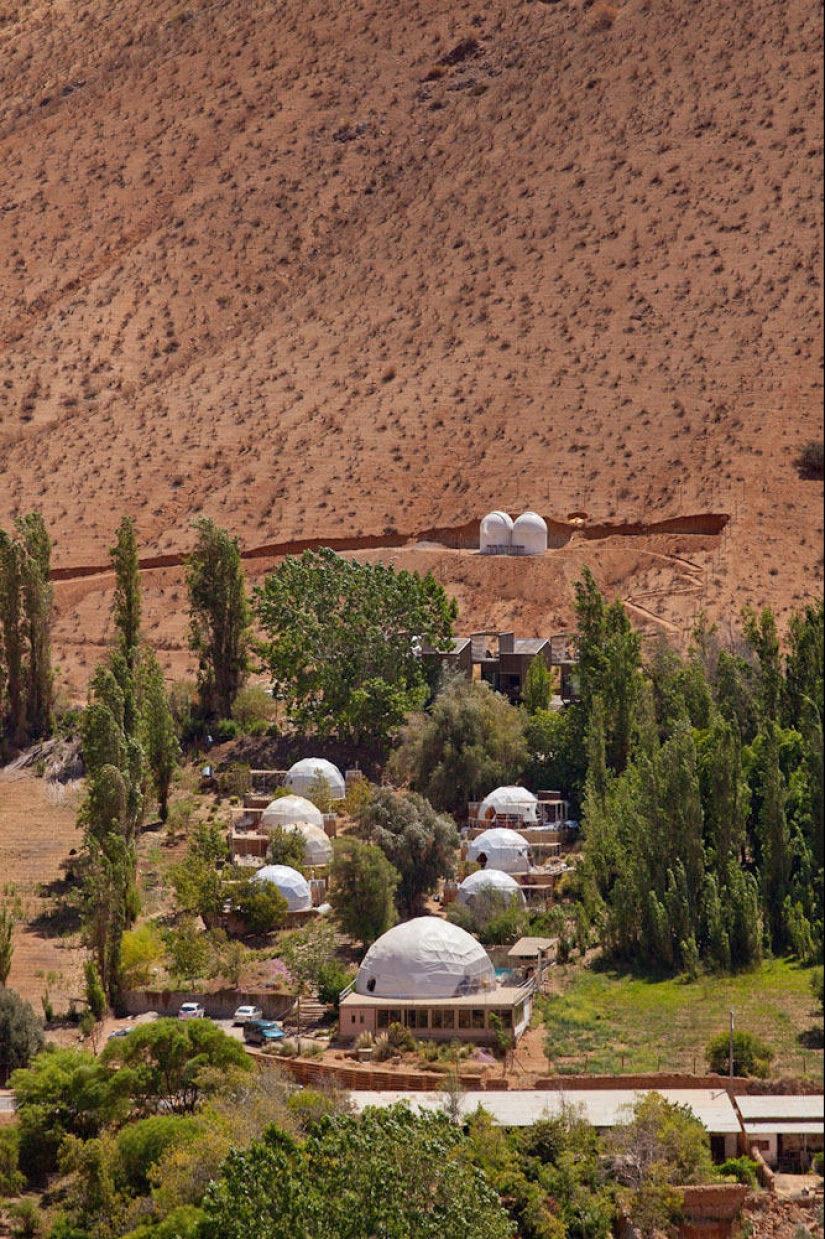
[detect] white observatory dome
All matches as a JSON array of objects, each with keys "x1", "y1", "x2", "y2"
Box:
[
  {"x1": 260, "y1": 794, "x2": 324, "y2": 830},
  {"x1": 512, "y1": 511, "x2": 548, "y2": 556},
  {"x1": 251, "y1": 864, "x2": 313, "y2": 912},
  {"x1": 354, "y1": 917, "x2": 495, "y2": 999},
  {"x1": 466, "y1": 827, "x2": 532, "y2": 875},
  {"x1": 284, "y1": 758, "x2": 346, "y2": 800},
  {"x1": 456, "y1": 869, "x2": 526, "y2": 907},
  {"x1": 479, "y1": 510, "x2": 514, "y2": 554},
  {"x1": 283, "y1": 821, "x2": 333, "y2": 867}
]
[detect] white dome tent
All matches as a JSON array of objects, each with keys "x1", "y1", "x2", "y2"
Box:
[
  {"x1": 283, "y1": 821, "x2": 333, "y2": 867},
  {"x1": 477, "y1": 785, "x2": 539, "y2": 824},
  {"x1": 260, "y1": 794, "x2": 324, "y2": 831},
  {"x1": 466, "y1": 827, "x2": 532, "y2": 875},
  {"x1": 251, "y1": 864, "x2": 313, "y2": 912},
  {"x1": 456, "y1": 869, "x2": 526, "y2": 907},
  {"x1": 511, "y1": 511, "x2": 548, "y2": 556},
  {"x1": 355, "y1": 918, "x2": 496, "y2": 999},
  {"x1": 479, "y1": 510, "x2": 514, "y2": 555},
  {"x1": 284, "y1": 758, "x2": 346, "y2": 801}
]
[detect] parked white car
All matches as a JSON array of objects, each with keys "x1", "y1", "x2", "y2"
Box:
[
  {"x1": 177, "y1": 1001, "x2": 205, "y2": 1020},
  {"x1": 232, "y1": 1004, "x2": 263, "y2": 1026}
]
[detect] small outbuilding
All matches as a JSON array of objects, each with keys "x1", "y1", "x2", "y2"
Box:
[
  {"x1": 456, "y1": 869, "x2": 526, "y2": 907},
  {"x1": 466, "y1": 827, "x2": 532, "y2": 874},
  {"x1": 260, "y1": 794, "x2": 325, "y2": 831},
  {"x1": 251, "y1": 864, "x2": 313, "y2": 912},
  {"x1": 283, "y1": 758, "x2": 346, "y2": 801},
  {"x1": 477, "y1": 786, "x2": 539, "y2": 825},
  {"x1": 511, "y1": 511, "x2": 548, "y2": 556},
  {"x1": 480, "y1": 510, "x2": 514, "y2": 554},
  {"x1": 282, "y1": 821, "x2": 333, "y2": 867}
]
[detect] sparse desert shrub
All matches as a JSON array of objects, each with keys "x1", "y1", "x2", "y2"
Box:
[
  {"x1": 794, "y1": 439, "x2": 824, "y2": 480},
  {"x1": 588, "y1": 1, "x2": 619, "y2": 30},
  {"x1": 371, "y1": 1033, "x2": 393, "y2": 1062}
]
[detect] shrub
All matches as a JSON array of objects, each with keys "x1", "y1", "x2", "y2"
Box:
[
  {"x1": 317, "y1": 958, "x2": 355, "y2": 1011},
  {"x1": 372, "y1": 1033, "x2": 394, "y2": 1062},
  {"x1": 387, "y1": 1021, "x2": 416, "y2": 1052},
  {"x1": 813, "y1": 1150, "x2": 823, "y2": 1176},
  {"x1": 793, "y1": 439, "x2": 824, "y2": 480},
  {"x1": 705, "y1": 1029, "x2": 775, "y2": 1078},
  {"x1": 0, "y1": 1127, "x2": 24, "y2": 1195},
  {"x1": 718, "y1": 1156, "x2": 759, "y2": 1187}
]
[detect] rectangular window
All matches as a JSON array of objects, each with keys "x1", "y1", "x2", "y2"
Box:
[
  {"x1": 432, "y1": 1009, "x2": 455, "y2": 1030},
  {"x1": 406, "y1": 1009, "x2": 428, "y2": 1030},
  {"x1": 497, "y1": 1009, "x2": 513, "y2": 1028},
  {"x1": 351, "y1": 1014, "x2": 356, "y2": 1023},
  {"x1": 458, "y1": 1009, "x2": 472, "y2": 1029},
  {"x1": 471, "y1": 1010, "x2": 485, "y2": 1030},
  {"x1": 377, "y1": 1010, "x2": 390, "y2": 1029}
]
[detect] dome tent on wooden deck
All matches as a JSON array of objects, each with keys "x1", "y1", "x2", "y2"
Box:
[
  {"x1": 284, "y1": 757, "x2": 346, "y2": 800},
  {"x1": 457, "y1": 868, "x2": 526, "y2": 906},
  {"x1": 466, "y1": 827, "x2": 532, "y2": 874},
  {"x1": 260, "y1": 794, "x2": 324, "y2": 830},
  {"x1": 251, "y1": 864, "x2": 313, "y2": 912}
]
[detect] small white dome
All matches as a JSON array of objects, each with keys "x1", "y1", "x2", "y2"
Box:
[
  {"x1": 512, "y1": 511, "x2": 548, "y2": 556},
  {"x1": 252, "y1": 864, "x2": 313, "y2": 912},
  {"x1": 480, "y1": 510, "x2": 514, "y2": 554},
  {"x1": 457, "y1": 869, "x2": 526, "y2": 906},
  {"x1": 260, "y1": 794, "x2": 324, "y2": 830},
  {"x1": 355, "y1": 917, "x2": 495, "y2": 999},
  {"x1": 467, "y1": 827, "x2": 532, "y2": 875},
  {"x1": 283, "y1": 821, "x2": 333, "y2": 867},
  {"x1": 477, "y1": 786, "x2": 539, "y2": 824},
  {"x1": 284, "y1": 758, "x2": 346, "y2": 800}
]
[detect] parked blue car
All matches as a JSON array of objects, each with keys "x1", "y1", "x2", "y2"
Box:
[{"x1": 243, "y1": 1018, "x2": 285, "y2": 1046}]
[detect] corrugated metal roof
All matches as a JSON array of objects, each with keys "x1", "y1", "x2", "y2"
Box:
[
  {"x1": 736, "y1": 1096, "x2": 824, "y2": 1122},
  {"x1": 349, "y1": 1088, "x2": 742, "y2": 1134},
  {"x1": 744, "y1": 1122, "x2": 824, "y2": 1136}
]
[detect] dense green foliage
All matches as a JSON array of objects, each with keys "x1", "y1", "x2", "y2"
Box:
[
  {"x1": 0, "y1": 989, "x2": 44, "y2": 1077},
  {"x1": 201, "y1": 1104, "x2": 514, "y2": 1239},
  {"x1": 329, "y1": 835, "x2": 400, "y2": 945},
  {"x1": 355, "y1": 785, "x2": 459, "y2": 916},
  {"x1": 0, "y1": 512, "x2": 54, "y2": 754},
  {"x1": 185, "y1": 516, "x2": 252, "y2": 721},
  {"x1": 253, "y1": 547, "x2": 457, "y2": 744},
  {"x1": 704, "y1": 1029, "x2": 775, "y2": 1078},
  {"x1": 389, "y1": 672, "x2": 528, "y2": 816}
]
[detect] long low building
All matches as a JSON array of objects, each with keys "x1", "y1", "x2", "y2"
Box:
[
  {"x1": 735, "y1": 1094, "x2": 825, "y2": 1171},
  {"x1": 347, "y1": 1087, "x2": 744, "y2": 1160}
]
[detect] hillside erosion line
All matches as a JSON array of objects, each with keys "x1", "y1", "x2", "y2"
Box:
[{"x1": 49, "y1": 513, "x2": 730, "y2": 582}]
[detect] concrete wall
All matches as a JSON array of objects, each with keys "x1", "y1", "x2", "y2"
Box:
[{"x1": 122, "y1": 988, "x2": 295, "y2": 1021}]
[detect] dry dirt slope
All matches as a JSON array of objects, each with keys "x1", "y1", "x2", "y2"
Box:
[{"x1": 0, "y1": 0, "x2": 822, "y2": 695}]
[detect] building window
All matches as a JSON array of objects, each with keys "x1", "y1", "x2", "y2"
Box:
[
  {"x1": 497, "y1": 1009, "x2": 513, "y2": 1028},
  {"x1": 458, "y1": 1010, "x2": 472, "y2": 1029},
  {"x1": 432, "y1": 1009, "x2": 454, "y2": 1030},
  {"x1": 471, "y1": 1009, "x2": 485, "y2": 1030},
  {"x1": 406, "y1": 1009, "x2": 428, "y2": 1030},
  {"x1": 351, "y1": 1013, "x2": 356, "y2": 1023},
  {"x1": 377, "y1": 1010, "x2": 389, "y2": 1029}
]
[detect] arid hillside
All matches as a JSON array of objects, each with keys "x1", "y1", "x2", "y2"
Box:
[{"x1": 1, "y1": 0, "x2": 822, "y2": 699}]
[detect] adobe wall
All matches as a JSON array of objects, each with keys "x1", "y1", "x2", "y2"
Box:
[{"x1": 534, "y1": 1073, "x2": 750, "y2": 1094}]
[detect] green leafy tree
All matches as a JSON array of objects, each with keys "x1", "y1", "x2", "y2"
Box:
[
  {"x1": 356, "y1": 786, "x2": 459, "y2": 917},
  {"x1": 329, "y1": 836, "x2": 399, "y2": 946},
  {"x1": 110, "y1": 517, "x2": 142, "y2": 676},
  {"x1": 11, "y1": 1047, "x2": 130, "y2": 1182},
  {"x1": 0, "y1": 514, "x2": 54, "y2": 750},
  {"x1": 389, "y1": 673, "x2": 528, "y2": 817},
  {"x1": 0, "y1": 903, "x2": 16, "y2": 987},
  {"x1": 232, "y1": 875, "x2": 289, "y2": 936},
  {"x1": 606, "y1": 1092, "x2": 715, "y2": 1239},
  {"x1": 253, "y1": 547, "x2": 457, "y2": 745},
  {"x1": 102, "y1": 1018, "x2": 251, "y2": 1115},
  {"x1": 705, "y1": 1029, "x2": 774, "y2": 1078},
  {"x1": 0, "y1": 989, "x2": 44, "y2": 1079},
  {"x1": 522, "y1": 655, "x2": 553, "y2": 714},
  {"x1": 170, "y1": 822, "x2": 229, "y2": 928},
  {"x1": 185, "y1": 517, "x2": 251, "y2": 720},
  {"x1": 139, "y1": 647, "x2": 180, "y2": 823},
  {"x1": 201, "y1": 1103, "x2": 513, "y2": 1239},
  {"x1": 265, "y1": 825, "x2": 308, "y2": 871}
]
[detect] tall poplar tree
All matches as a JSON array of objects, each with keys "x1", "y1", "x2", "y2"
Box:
[{"x1": 185, "y1": 517, "x2": 251, "y2": 720}]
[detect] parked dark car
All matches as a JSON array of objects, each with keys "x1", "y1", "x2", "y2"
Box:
[{"x1": 243, "y1": 1018, "x2": 285, "y2": 1046}]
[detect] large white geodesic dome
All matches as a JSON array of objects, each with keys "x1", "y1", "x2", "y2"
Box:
[
  {"x1": 479, "y1": 510, "x2": 514, "y2": 554},
  {"x1": 251, "y1": 864, "x2": 313, "y2": 912},
  {"x1": 354, "y1": 917, "x2": 496, "y2": 999},
  {"x1": 284, "y1": 758, "x2": 346, "y2": 800},
  {"x1": 456, "y1": 869, "x2": 526, "y2": 907},
  {"x1": 260, "y1": 794, "x2": 324, "y2": 830},
  {"x1": 477, "y1": 786, "x2": 539, "y2": 824},
  {"x1": 466, "y1": 827, "x2": 532, "y2": 874},
  {"x1": 283, "y1": 821, "x2": 333, "y2": 867},
  {"x1": 512, "y1": 511, "x2": 548, "y2": 555}
]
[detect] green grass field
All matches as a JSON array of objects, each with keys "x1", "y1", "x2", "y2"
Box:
[{"x1": 539, "y1": 957, "x2": 823, "y2": 1082}]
